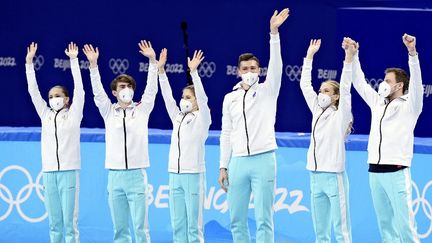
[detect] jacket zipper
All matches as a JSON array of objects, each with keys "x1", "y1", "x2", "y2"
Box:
[
  {"x1": 242, "y1": 90, "x2": 251, "y2": 155},
  {"x1": 123, "y1": 110, "x2": 128, "y2": 169},
  {"x1": 177, "y1": 114, "x2": 188, "y2": 173},
  {"x1": 312, "y1": 108, "x2": 327, "y2": 171},
  {"x1": 54, "y1": 110, "x2": 61, "y2": 171},
  {"x1": 377, "y1": 102, "x2": 391, "y2": 164}
]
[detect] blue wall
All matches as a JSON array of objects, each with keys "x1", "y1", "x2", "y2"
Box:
[{"x1": 0, "y1": 0, "x2": 431, "y2": 136}]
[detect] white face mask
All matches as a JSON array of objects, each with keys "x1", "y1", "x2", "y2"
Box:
[
  {"x1": 317, "y1": 93, "x2": 332, "y2": 109},
  {"x1": 180, "y1": 99, "x2": 193, "y2": 113},
  {"x1": 241, "y1": 72, "x2": 259, "y2": 86},
  {"x1": 378, "y1": 81, "x2": 398, "y2": 98},
  {"x1": 49, "y1": 97, "x2": 65, "y2": 111},
  {"x1": 118, "y1": 88, "x2": 134, "y2": 103}
]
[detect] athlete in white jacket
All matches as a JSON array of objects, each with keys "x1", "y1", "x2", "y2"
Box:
[
  {"x1": 158, "y1": 49, "x2": 211, "y2": 243},
  {"x1": 26, "y1": 42, "x2": 84, "y2": 243},
  {"x1": 300, "y1": 38, "x2": 353, "y2": 243},
  {"x1": 83, "y1": 41, "x2": 158, "y2": 243},
  {"x1": 351, "y1": 34, "x2": 423, "y2": 243},
  {"x1": 218, "y1": 8, "x2": 289, "y2": 243}
]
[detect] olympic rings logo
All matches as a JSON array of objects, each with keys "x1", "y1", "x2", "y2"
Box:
[
  {"x1": 33, "y1": 55, "x2": 45, "y2": 71},
  {"x1": 365, "y1": 78, "x2": 383, "y2": 91},
  {"x1": 0, "y1": 165, "x2": 47, "y2": 223},
  {"x1": 412, "y1": 180, "x2": 432, "y2": 239},
  {"x1": 109, "y1": 58, "x2": 129, "y2": 74},
  {"x1": 285, "y1": 65, "x2": 302, "y2": 82},
  {"x1": 198, "y1": 61, "x2": 216, "y2": 78}
]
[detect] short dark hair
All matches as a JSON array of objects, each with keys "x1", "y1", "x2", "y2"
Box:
[
  {"x1": 50, "y1": 85, "x2": 69, "y2": 97},
  {"x1": 110, "y1": 74, "x2": 136, "y2": 91},
  {"x1": 385, "y1": 68, "x2": 409, "y2": 93},
  {"x1": 238, "y1": 53, "x2": 260, "y2": 67}
]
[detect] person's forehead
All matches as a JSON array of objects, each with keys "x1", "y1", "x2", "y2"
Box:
[
  {"x1": 239, "y1": 60, "x2": 258, "y2": 67},
  {"x1": 49, "y1": 87, "x2": 63, "y2": 94},
  {"x1": 183, "y1": 89, "x2": 194, "y2": 96},
  {"x1": 320, "y1": 83, "x2": 333, "y2": 89}
]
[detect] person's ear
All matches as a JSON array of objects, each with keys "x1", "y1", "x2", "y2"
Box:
[{"x1": 112, "y1": 90, "x2": 118, "y2": 97}]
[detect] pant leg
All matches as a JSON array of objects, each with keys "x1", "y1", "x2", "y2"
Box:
[
  {"x1": 58, "y1": 170, "x2": 80, "y2": 243},
  {"x1": 184, "y1": 173, "x2": 205, "y2": 243},
  {"x1": 329, "y1": 172, "x2": 352, "y2": 243},
  {"x1": 310, "y1": 172, "x2": 331, "y2": 243},
  {"x1": 126, "y1": 169, "x2": 151, "y2": 243},
  {"x1": 369, "y1": 172, "x2": 400, "y2": 243},
  {"x1": 228, "y1": 156, "x2": 252, "y2": 243},
  {"x1": 387, "y1": 169, "x2": 419, "y2": 243},
  {"x1": 43, "y1": 172, "x2": 64, "y2": 243},
  {"x1": 169, "y1": 173, "x2": 188, "y2": 243},
  {"x1": 108, "y1": 170, "x2": 132, "y2": 243},
  {"x1": 250, "y1": 152, "x2": 276, "y2": 243}
]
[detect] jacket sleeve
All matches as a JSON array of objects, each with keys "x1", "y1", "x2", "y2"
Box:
[
  {"x1": 219, "y1": 94, "x2": 232, "y2": 169},
  {"x1": 89, "y1": 66, "x2": 112, "y2": 119},
  {"x1": 299, "y1": 58, "x2": 318, "y2": 113},
  {"x1": 262, "y1": 33, "x2": 283, "y2": 97},
  {"x1": 407, "y1": 54, "x2": 423, "y2": 115},
  {"x1": 138, "y1": 63, "x2": 159, "y2": 115},
  {"x1": 191, "y1": 70, "x2": 212, "y2": 126},
  {"x1": 339, "y1": 61, "x2": 353, "y2": 129},
  {"x1": 158, "y1": 72, "x2": 180, "y2": 122},
  {"x1": 352, "y1": 51, "x2": 379, "y2": 107},
  {"x1": 68, "y1": 58, "x2": 85, "y2": 123},
  {"x1": 26, "y1": 63, "x2": 49, "y2": 119}
]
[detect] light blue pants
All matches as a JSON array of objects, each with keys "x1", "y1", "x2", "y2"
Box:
[
  {"x1": 369, "y1": 168, "x2": 419, "y2": 243},
  {"x1": 227, "y1": 151, "x2": 276, "y2": 243},
  {"x1": 43, "y1": 170, "x2": 80, "y2": 243},
  {"x1": 169, "y1": 173, "x2": 205, "y2": 243},
  {"x1": 107, "y1": 169, "x2": 150, "y2": 243},
  {"x1": 310, "y1": 171, "x2": 352, "y2": 243}
]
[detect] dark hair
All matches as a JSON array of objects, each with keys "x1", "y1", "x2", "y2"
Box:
[
  {"x1": 384, "y1": 68, "x2": 409, "y2": 94},
  {"x1": 49, "y1": 85, "x2": 69, "y2": 97},
  {"x1": 238, "y1": 53, "x2": 260, "y2": 67},
  {"x1": 110, "y1": 74, "x2": 136, "y2": 91},
  {"x1": 182, "y1": 85, "x2": 195, "y2": 96}
]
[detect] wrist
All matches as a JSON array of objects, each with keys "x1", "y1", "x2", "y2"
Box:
[
  {"x1": 220, "y1": 168, "x2": 227, "y2": 172},
  {"x1": 270, "y1": 28, "x2": 278, "y2": 35}
]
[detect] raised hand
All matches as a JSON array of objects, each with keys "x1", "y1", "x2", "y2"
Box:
[
  {"x1": 26, "y1": 42, "x2": 38, "y2": 64},
  {"x1": 82, "y1": 44, "x2": 99, "y2": 68},
  {"x1": 306, "y1": 39, "x2": 321, "y2": 59},
  {"x1": 270, "y1": 8, "x2": 290, "y2": 34},
  {"x1": 65, "y1": 42, "x2": 78, "y2": 59},
  {"x1": 158, "y1": 48, "x2": 167, "y2": 72},
  {"x1": 402, "y1": 33, "x2": 416, "y2": 55},
  {"x1": 188, "y1": 50, "x2": 205, "y2": 73},
  {"x1": 138, "y1": 40, "x2": 156, "y2": 63}
]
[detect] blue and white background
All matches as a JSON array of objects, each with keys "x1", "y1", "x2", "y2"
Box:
[{"x1": 1, "y1": 0, "x2": 432, "y2": 242}]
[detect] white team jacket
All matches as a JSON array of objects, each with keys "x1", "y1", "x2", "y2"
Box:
[
  {"x1": 89, "y1": 63, "x2": 158, "y2": 169},
  {"x1": 300, "y1": 58, "x2": 353, "y2": 173},
  {"x1": 26, "y1": 58, "x2": 84, "y2": 172},
  {"x1": 159, "y1": 70, "x2": 211, "y2": 173},
  {"x1": 352, "y1": 52, "x2": 423, "y2": 167},
  {"x1": 219, "y1": 33, "x2": 282, "y2": 169}
]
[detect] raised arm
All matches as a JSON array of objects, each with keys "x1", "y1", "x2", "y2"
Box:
[
  {"x1": 300, "y1": 39, "x2": 321, "y2": 113},
  {"x1": 138, "y1": 40, "x2": 158, "y2": 115},
  {"x1": 158, "y1": 48, "x2": 180, "y2": 122},
  {"x1": 402, "y1": 34, "x2": 423, "y2": 115},
  {"x1": 25, "y1": 42, "x2": 49, "y2": 119},
  {"x1": 339, "y1": 38, "x2": 355, "y2": 124},
  {"x1": 264, "y1": 8, "x2": 289, "y2": 96},
  {"x1": 350, "y1": 39, "x2": 379, "y2": 107},
  {"x1": 83, "y1": 44, "x2": 112, "y2": 119},
  {"x1": 65, "y1": 42, "x2": 85, "y2": 122},
  {"x1": 188, "y1": 50, "x2": 211, "y2": 125}
]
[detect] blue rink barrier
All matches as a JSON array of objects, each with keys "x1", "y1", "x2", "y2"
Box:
[{"x1": 0, "y1": 127, "x2": 431, "y2": 243}]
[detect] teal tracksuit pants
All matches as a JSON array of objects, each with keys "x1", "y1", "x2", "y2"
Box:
[
  {"x1": 43, "y1": 170, "x2": 80, "y2": 243},
  {"x1": 227, "y1": 151, "x2": 276, "y2": 243},
  {"x1": 369, "y1": 168, "x2": 419, "y2": 243},
  {"x1": 107, "y1": 169, "x2": 150, "y2": 243},
  {"x1": 169, "y1": 172, "x2": 205, "y2": 243},
  {"x1": 310, "y1": 171, "x2": 352, "y2": 243}
]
